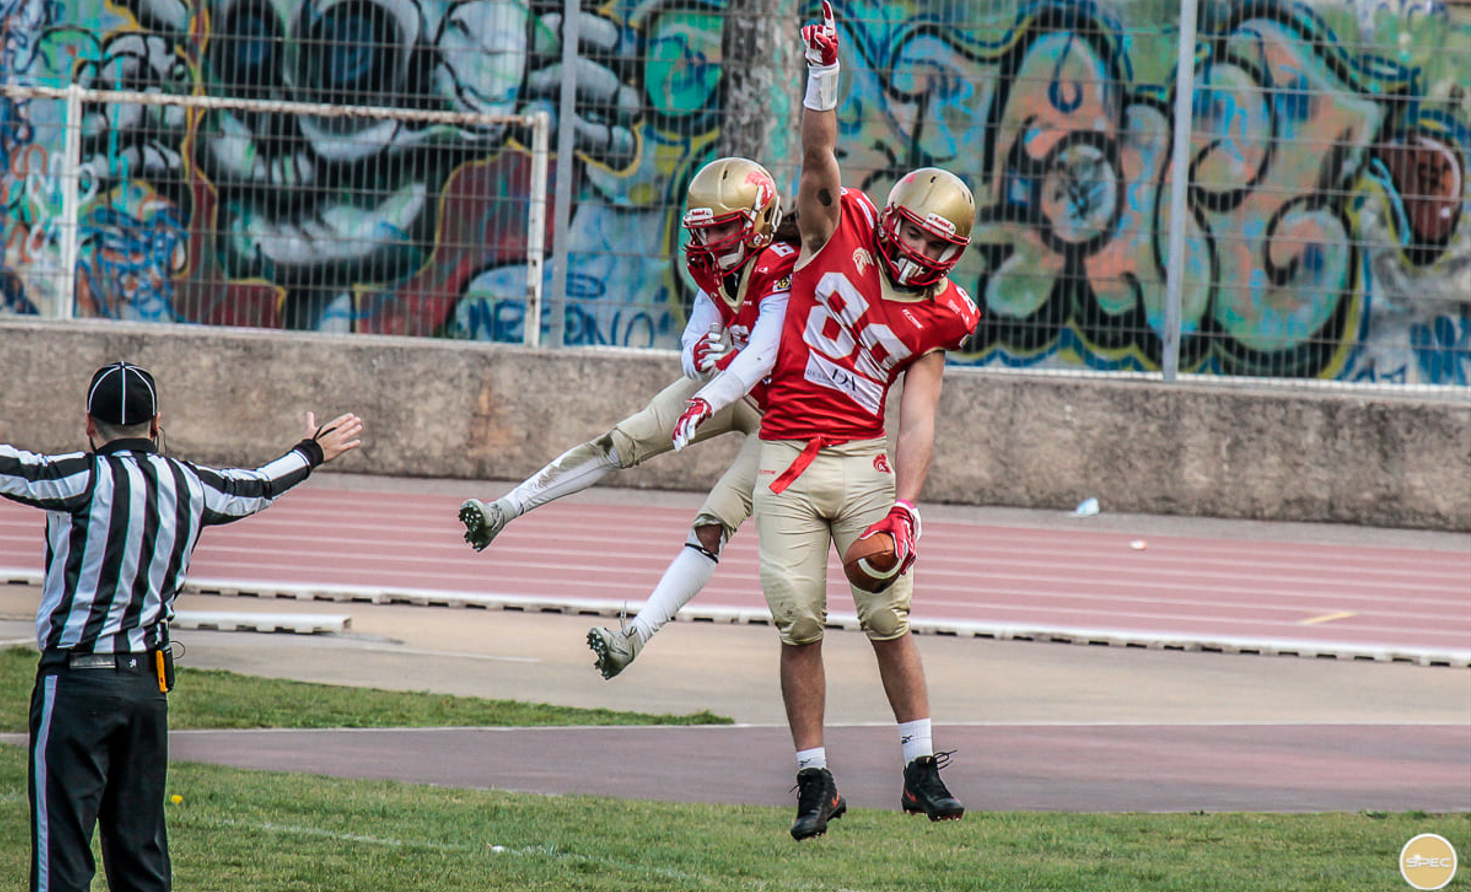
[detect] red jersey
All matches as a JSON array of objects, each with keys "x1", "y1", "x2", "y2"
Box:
[
  {"x1": 760, "y1": 189, "x2": 979, "y2": 442},
  {"x1": 695, "y1": 240, "x2": 797, "y2": 410}
]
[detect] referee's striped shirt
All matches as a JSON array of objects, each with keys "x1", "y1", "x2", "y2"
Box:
[{"x1": 0, "y1": 437, "x2": 323, "y2": 654}]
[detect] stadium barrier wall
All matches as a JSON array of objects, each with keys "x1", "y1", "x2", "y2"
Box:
[{"x1": 2, "y1": 320, "x2": 1466, "y2": 531}]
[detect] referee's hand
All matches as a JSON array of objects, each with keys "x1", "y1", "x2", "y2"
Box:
[{"x1": 305, "y1": 412, "x2": 364, "y2": 462}]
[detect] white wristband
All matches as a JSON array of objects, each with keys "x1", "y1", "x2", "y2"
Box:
[{"x1": 804, "y1": 63, "x2": 839, "y2": 112}]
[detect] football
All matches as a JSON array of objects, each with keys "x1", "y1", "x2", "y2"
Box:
[{"x1": 843, "y1": 532, "x2": 901, "y2": 593}]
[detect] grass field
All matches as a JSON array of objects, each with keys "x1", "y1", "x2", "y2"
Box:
[{"x1": 0, "y1": 647, "x2": 1465, "y2": 890}]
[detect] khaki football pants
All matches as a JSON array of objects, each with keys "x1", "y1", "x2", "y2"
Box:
[
  {"x1": 754, "y1": 437, "x2": 912, "y2": 645},
  {"x1": 610, "y1": 376, "x2": 762, "y2": 538}
]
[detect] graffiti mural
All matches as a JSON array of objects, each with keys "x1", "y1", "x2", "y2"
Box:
[
  {"x1": 947, "y1": 0, "x2": 1470, "y2": 381},
  {"x1": 0, "y1": 0, "x2": 1467, "y2": 383}
]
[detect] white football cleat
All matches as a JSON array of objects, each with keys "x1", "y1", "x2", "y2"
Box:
[
  {"x1": 587, "y1": 626, "x2": 644, "y2": 680},
  {"x1": 459, "y1": 498, "x2": 513, "y2": 552}
]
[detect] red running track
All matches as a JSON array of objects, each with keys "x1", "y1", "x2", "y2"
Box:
[{"x1": 1, "y1": 482, "x2": 1467, "y2": 666}]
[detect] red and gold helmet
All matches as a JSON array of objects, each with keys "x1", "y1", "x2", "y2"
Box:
[
  {"x1": 682, "y1": 157, "x2": 782, "y2": 282},
  {"x1": 875, "y1": 167, "x2": 974, "y2": 289}
]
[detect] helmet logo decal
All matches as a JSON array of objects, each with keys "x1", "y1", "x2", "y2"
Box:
[
  {"x1": 744, "y1": 170, "x2": 775, "y2": 209},
  {"x1": 922, "y1": 212, "x2": 957, "y2": 237}
]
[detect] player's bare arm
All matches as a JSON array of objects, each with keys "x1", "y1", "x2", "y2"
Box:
[
  {"x1": 797, "y1": 0, "x2": 841, "y2": 254},
  {"x1": 853, "y1": 350, "x2": 944, "y2": 577},
  {"x1": 892, "y1": 351, "x2": 945, "y2": 504}
]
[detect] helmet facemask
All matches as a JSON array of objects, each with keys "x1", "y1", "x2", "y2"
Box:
[{"x1": 683, "y1": 208, "x2": 762, "y2": 279}]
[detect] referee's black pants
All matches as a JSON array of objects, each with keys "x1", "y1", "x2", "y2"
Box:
[{"x1": 29, "y1": 653, "x2": 171, "y2": 892}]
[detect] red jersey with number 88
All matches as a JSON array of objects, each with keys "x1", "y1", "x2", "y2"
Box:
[{"x1": 760, "y1": 188, "x2": 980, "y2": 442}]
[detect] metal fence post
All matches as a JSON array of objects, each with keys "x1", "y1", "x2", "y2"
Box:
[
  {"x1": 1163, "y1": 0, "x2": 1199, "y2": 382},
  {"x1": 57, "y1": 82, "x2": 83, "y2": 320},
  {"x1": 547, "y1": 0, "x2": 581, "y2": 349},
  {"x1": 524, "y1": 110, "x2": 551, "y2": 347}
]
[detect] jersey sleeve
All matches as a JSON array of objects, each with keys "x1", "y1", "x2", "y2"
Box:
[
  {"x1": 0, "y1": 446, "x2": 92, "y2": 511},
  {"x1": 193, "y1": 447, "x2": 316, "y2": 526},
  {"x1": 681, "y1": 290, "x2": 722, "y2": 379},
  {"x1": 938, "y1": 284, "x2": 981, "y2": 352},
  {"x1": 695, "y1": 288, "x2": 788, "y2": 412}
]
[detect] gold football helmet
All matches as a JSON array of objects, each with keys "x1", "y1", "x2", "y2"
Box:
[
  {"x1": 876, "y1": 167, "x2": 974, "y2": 288},
  {"x1": 682, "y1": 157, "x2": 783, "y2": 278}
]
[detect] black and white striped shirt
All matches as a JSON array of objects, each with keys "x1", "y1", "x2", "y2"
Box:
[{"x1": 0, "y1": 437, "x2": 323, "y2": 654}]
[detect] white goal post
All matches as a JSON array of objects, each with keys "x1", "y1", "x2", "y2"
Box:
[{"x1": 0, "y1": 83, "x2": 551, "y2": 345}]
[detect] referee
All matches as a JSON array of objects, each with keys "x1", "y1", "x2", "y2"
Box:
[{"x1": 0, "y1": 361, "x2": 363, "y2": 892}]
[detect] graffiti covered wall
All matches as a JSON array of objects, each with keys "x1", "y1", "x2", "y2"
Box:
[{"x1": 1, "y1": 0, "x2": 1467, "y2": 384}]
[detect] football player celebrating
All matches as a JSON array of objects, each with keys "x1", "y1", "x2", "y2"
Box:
[
  {"x1": 671, "y1": 0, "x2": 978, "y2": 840},
  {"x1": 459, "y1": 157, "x2": 798, "y2": 680}
]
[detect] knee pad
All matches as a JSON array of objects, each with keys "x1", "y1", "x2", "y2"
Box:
[
  {"x1": 861, "y1": 607, "x2": 908, "y2": 640},
  {"x1": 782, "y1": 615, "x2": 826, "y2": 646},
  {"x1": 593, "y1": 432, "x2": 629, "y2": 469}
]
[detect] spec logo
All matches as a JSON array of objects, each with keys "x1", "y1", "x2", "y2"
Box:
[{"x1": 1400, "y1": 833, "x2": 1457, "y2": 890}]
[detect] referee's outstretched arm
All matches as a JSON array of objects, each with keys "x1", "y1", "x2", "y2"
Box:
[
  {"x1": 193, "y1": 411, "x2": 364, "y2": 524},
  {"x1": 0, "y1": 360, "x2": 364, "y2": 892}
]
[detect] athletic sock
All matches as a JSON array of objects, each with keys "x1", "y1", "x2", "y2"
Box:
[
  {"x1": 899, "y1": 718, "x2": 933, "y2": 765},
  {"x1": 796, "y1": 747, "x2": 827, "y2": 772},
  {"x1": 628, "y1": 545, "x2": 717, "y2": 644},
  {"x1": 505, "y1": 441, "x2": 620, "y2": 515}
]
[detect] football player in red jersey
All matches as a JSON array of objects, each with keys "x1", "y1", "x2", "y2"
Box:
[
  {"x1": 459, "y1": 157, "x2": 798, "y2": 680},
  {"x1": 672, "y1": 0, "x2": 977, "y2": 840}
]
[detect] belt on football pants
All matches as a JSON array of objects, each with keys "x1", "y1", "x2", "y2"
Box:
[{"x1": 768, "y1": 437, "x2": 833, "y2": 494}]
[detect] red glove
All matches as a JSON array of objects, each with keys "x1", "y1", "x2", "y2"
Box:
[
  {"x1": 801, "y1": 0, "x2": 839, "y2": 68},
  {"x1": 860, "y1": 500, "x2": 922, "y2": 575},
  {"x1": 691, "y1": 329, "x2": 732, "y2": 374},
  {"x1": 672, "y1": 398, "x2": 713, "y2": 452}
]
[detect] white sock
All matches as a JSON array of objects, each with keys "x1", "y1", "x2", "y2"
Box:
[
  {"x1": 899, "y1": 718, "x2": 933, "y2": 765},
  {"x1": 796, "y1": 747, "x2": 827, "y2": 772},
  {"x1": 628, "y1": 545, "x2": 717, "y2": 644},
  {"x1": 505, "y1": 441, "x2": 620, "y2": 515}
]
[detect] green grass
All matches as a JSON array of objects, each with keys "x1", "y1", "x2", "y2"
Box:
[
  {"x1": 0, "y1": 646, "x2": 730, "y2": 733},
  {"x1": 0, "y1": 747, "x2": 1464, "y2": 891},
  {"x1": 2, "y1": 646, "x2": 1466, "y2": 890}
]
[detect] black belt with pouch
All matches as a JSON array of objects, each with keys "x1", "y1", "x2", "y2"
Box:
[{"x1": 42, "y1": 647, "x2": 174, "y2": 692}]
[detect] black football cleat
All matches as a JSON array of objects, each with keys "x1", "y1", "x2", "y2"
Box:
[
  {"x1": 902, "y1": 752, "x2": 965, "y2": 821},
  {"x1": 790, "y1": 767, "x2": 846, "y2": 840}
]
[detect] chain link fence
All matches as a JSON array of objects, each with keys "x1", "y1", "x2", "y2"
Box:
[{"x1": 2, "y1": 0, "x2": 1467, "y2": 390}]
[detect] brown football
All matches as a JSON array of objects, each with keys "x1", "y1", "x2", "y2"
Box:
[{"x1": 843, "y1": 532, "x2": 901, "y2": 593}]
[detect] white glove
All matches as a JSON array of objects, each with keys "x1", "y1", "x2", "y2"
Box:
[
  {"x1": 691, "y1": 325, "x2": 732, "y2": 374},
  {"x1": 672, "y1": 398, "x2": 713, "y2": 452}
]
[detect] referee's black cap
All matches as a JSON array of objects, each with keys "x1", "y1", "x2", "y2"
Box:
[{"x1": 87, "y1": 362, "x2": 158, "y2": 425}]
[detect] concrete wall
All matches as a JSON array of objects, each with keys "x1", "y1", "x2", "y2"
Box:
[{"x1": 2, "y1": 320, "x2": 1467, "y2": 531}]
